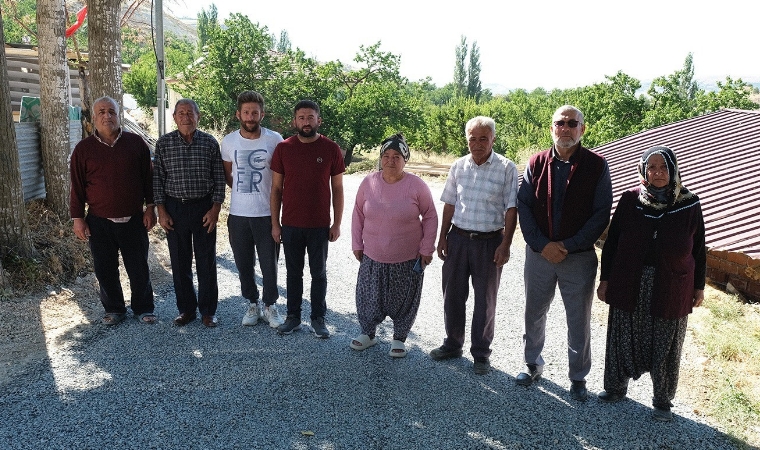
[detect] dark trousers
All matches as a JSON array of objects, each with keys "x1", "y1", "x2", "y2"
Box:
[
  {"x1": 281, "y1": 226, "x2": 329, "y2": 320},
  {"x1": 441, "y1": 231, "x2": 503, "y2": 359},
  {"x1": 87, "y1": 213, "x2": 154, "y2": 315},
  {"x1": 227, "y1": 215, "x2": 280, "y2": 306},
  {"x1": 164, "y1": 196, "x2": 218, "y2": 316}
]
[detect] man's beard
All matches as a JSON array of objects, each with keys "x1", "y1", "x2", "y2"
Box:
[
  {"x1": 241, "y1": 121, "x2": 260, "y2": 133},
  {"x1": 298, "y1": 125, "x2": 318, "y2": 138},
  {"x1": 555, "y1": 136, "x2": 579, "y2": 149}
]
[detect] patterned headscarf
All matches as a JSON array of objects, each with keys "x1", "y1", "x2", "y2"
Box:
[
  {"x1": 637, "y1": 146, "x2": 693, "y2": 210},
  {"x1": 380, "y1": 133, "x2": 410, "y2": 161}
]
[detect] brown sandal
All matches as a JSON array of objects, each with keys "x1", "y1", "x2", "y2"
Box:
[
  {"x1": 101, "y1": 313, "x2": 126, "y2": 326},
  {"x1": 138, "y1": 313, "x2": 157, "y2": 324}
]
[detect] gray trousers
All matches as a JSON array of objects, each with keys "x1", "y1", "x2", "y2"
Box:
[
  {"x1": 227, "y1": 215, "x2": 280, "y2": 306},
  {"x1": 441, "y1": 231, "x2": 503, "y2": 359},
  {"x1": 522, "y1": 245, "x2": 597, "y2": 381}
]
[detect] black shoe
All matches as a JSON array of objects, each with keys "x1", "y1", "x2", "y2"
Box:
[
  {"x1": 311, "y1": 317, "x2": 330, "y2": 339},
  {"x1": 429, "y1": 345, "x2": 463, "y2": 361},
  {"x1": 515, "y1": 364, "x2": 543, "y2": 386},
  {"x1": 598, "y1": 390, "x2": 627, "y2": 403},
  {"x1": 570, "y1": 380, "x2": 588, "y2": 402},
  {"x1": 473, "y1": 358, "x2": 491, "y2": 375},
  {"x1": 277, "y1": 315, "x2": 302, "y2": 335},
  {"x1": 653, "y1": 407, "x2": 673, "y2": 422}
]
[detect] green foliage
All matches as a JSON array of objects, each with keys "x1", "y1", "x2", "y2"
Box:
[
  {"x1": 123, "y1": 33, "x2": 196, "y2": 108},
  {"x1": 179, "y1": 13, "x2": 277, "y2": 130},
  {"x1": 696, "y1": 77, "x2": 759, "y2": 112},
  {"x1": 197, "y1": 4, "x2": 220, "y2": 52},
  {"x1": 453, "y1": 36, "x2": 467, "y2": 98},
  {"x1": 1, "y1": 0, "x2": 37, "y2": 44},
  {"x1": 642, "y1": 53, "x2": 700, "y2": 128},
  {"x1": 466, "y1": 41, "x2": 482, "y2": 101}
]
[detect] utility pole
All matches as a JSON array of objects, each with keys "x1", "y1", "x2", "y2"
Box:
[{"x1": 155, "y1": 0, "x2": 166, "y2": 135}]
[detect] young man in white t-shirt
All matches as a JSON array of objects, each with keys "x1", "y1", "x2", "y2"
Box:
[{"x1": 221, "y1": 91, "x2": 284, "y2": 327}]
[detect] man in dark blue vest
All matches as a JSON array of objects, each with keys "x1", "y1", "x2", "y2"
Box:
[{"x1": 516, "y1": 105, "x2": 612, "y2": 401}]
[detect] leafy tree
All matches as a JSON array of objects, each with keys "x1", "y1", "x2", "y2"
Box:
[
  {"x1": 453, "y1": 36, "x2": 467, "y2": 98},
  {"x1": 123, "y1": 34, "x2": 196, "y2": 108},
  {"x1": 197, "y1": 4, "x2": 219, "y2": 51},
  {"x1": 466, "y1": 41, "x2": 482, "y2": 101},
  {"x1": 179, "y1": 13, "x2": 277, "y2": 130},
  {"x1": 276, "y1": 30, "x2": 291, "y2": 53},
  {"x1": 643, "y1": 53, "x2": 700, "y2": 128},
  {"x1": 696, "y1": 76, "x2": 759, "y2": 113},
  {"x1": 574, "y1": 71, "x2": 646, "y2": 147},
  {"x1": 1, "y1": 0, "x2": 37, "y2": 44},
  {"x1": 318, "y1": 43, "x2": 425, "y2": 164}
]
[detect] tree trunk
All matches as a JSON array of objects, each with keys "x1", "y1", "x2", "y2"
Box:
[
  {"x1": 37, "y1": 0, "x2": 72, "y2": 220},
  {"x1": 87, "y1": 0, "x2": 123, "y2": 107},
  {"x1": 0, "y1": 10, "x2": 35, "y2": 259}
]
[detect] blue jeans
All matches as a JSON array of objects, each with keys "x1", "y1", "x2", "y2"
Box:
[
  {"x1": 86, "y1": 213, "x2": 154, "y2": 315},
  {"x1": 227, "y1": 215, "x2": 280, "y2": 306},
  {"x1": 281, "y1": 226, "x2": 329, "y2": 320}
]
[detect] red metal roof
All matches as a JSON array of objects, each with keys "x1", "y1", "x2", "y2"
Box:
[{"x1": 593, "y1": 109, "x2": 760, "y2": 259}]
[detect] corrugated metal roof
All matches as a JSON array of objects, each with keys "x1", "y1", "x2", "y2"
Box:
[{"x1": 593, "y1": 109, "x2": 760, "y2": 259}]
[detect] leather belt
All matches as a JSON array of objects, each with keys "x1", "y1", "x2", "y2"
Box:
[
  {"x1": 167, "y1": 194, "x2": 211, "y2": 204},
  {"x1": 451, "y1": 225, "x2": 503, "y2": 240}
]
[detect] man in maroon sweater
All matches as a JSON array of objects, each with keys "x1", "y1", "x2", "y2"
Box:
[{"x1": 70, "y1": 96, "x2": 157, "y2": 325}]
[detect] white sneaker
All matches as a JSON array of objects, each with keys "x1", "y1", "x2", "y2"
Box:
[
  {"x1": 242, "y1": 303, "x2": 260, "y2": 326},
  {"x1": 262, "y1": 304, "x2": 284, "y2": 328}
]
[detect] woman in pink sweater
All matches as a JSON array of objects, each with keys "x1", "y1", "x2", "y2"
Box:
[{"x1": 350, "y1": 134, "x2": 438, "y2": 357}]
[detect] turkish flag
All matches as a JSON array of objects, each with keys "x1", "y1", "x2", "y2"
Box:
[{"x1": 65, "y1": 6, "x2": 88, "y2": 38}]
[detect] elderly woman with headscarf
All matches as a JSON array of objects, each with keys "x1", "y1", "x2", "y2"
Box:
[
  {"x1": 596, "y1": 146, "x2": 706, "y2": 421},
  {"x1": 350, "y1": 133, "x2": 438, "y2": 357}
]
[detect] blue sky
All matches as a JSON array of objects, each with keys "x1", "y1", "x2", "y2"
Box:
[{"x1": 173, "y1": 0, "x2": 759, "y2": 91}]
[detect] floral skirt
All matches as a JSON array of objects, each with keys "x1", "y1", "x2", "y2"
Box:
[
  {"x1": 604, "y1": 266, "x2": 688, "y2": 408},
  {"x1": 354, "y1": 254, "x2": 424, "y2": 341}
]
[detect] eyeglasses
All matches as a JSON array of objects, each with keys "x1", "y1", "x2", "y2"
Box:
[{"x1": 553, "y1": 120, "x2": 580, "y2": 128}]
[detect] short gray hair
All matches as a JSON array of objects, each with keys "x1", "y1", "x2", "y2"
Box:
[
  {"x1": 93, "y1": 96, "x2": 120, "y2": 116},
  {"x1": 465, "y1": 116, "x2": 496, "y2": 137},
  {"x1": 552, "y1": 104, "x2": 584, "y2": 124}
]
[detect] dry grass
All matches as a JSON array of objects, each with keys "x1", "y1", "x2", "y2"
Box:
[
  {"x1": 686, "y1": 287, "x2": 760, "y2": 447},
  {"x1": 1, "y1": 200, "x2": 91, "y2": 297}
]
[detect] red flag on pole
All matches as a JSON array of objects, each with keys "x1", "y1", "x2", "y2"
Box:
[{"x1": 65, "y1": 6, "x2": 88, "y2": 38}]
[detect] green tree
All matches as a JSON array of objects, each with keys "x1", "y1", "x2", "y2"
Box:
[
  {"x1": 574, "y1": 71, "x2": 646, "y2": 147},
  {"x1": 180, "y1": 13, "x2": 277, "y2": 130},
  {"x1": 318, "y1": 42, "x2": 425, "y2": 164},
  {"x1": 453, "y1": 35, "x2": 467, "y2": 98},
  {"x1": 197, "y1": 4, "x2": 219, "y2": 51},
  {"x1": 1, "y1": 0, "x2": 37, "y2": 44},
  {"x1": 123, "y1": 34, "x2": 196, "y2": 108},
  {"x1": 643, "y1": 53, "x2": 700, "y2": 128},
  {"x1": 696, "y1": 76, "x2": 759, "y2": 113},
  {"x1": 276, "y1": 30, "x2": 291, "y2": 53},
  {"x1": 466, "y1": 41, "x2": 482, "y2": 101}
]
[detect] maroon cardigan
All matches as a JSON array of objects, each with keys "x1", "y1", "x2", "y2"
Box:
[{"x1": 600, "y1": 188, "x2": 706, "y2": 319}]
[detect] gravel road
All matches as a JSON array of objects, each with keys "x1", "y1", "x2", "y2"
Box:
[{"x1": 0, "y1": 173, "x2": 736, "y2": 449}]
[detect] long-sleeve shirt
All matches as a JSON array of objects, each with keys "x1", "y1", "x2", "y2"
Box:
[
  {"x1": 352, "y1": 172, "x2": 438, "y2": 263},
  {"x1": 69, "y1": 130, "x2": 153, "y2": 219},
  {"x1": 517, "y1": 147, "x2": 613, "y2": 253},
  {"x1": 153, "y1": 129, "x2": 226, "y2": 205}
]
